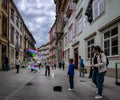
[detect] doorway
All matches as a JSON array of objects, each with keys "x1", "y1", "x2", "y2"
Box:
[{"x1": 74, "y1": 48, "x2": 78, "y2": 69}]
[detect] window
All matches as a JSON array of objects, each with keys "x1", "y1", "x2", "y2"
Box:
[
  {"x1": 67, "y1": 32, "x2": 69, "y2": 43},
  {"x1": 68, "y1": 25, "x2": 73, "y2": 41},
  {"x1": 16, "y1": 31, "x2": 19, "y2": 42},
  {"x1": 83, "y1": 16, "x2": 89, "y2": 27},
  {"x1": 20, "y1": 21, "x2": 22, "y2": 31},
  {"x1": 104, "y1": 27, "x2": 118, "y2": 56},
  {"x1": 11, "y1": 8, "x2": 14, "y2": 22},
  {"x1": 77, "y1": 15, "x2": 83, "y2": 34},
  {"x1": 2, "y1": 44, "x2": 7, "y2": 61},
  {"x1": 16, "y1": 16, "x2": 19, "y2": 27},
  {"x1": 65, "y1": 49, "x2": 70, "y2": 62},
  {"x1": 87, "y1": 39, "x2": 94, "y2": 58},
  {"x1": 2, "y1": 14, "x2": 7, "y2": 37},
  {"x1": 20, "y1": 35, "x2": 22, "y2": 47},
  {"x1": 11, "y1": 49, "x2": 14, "y2": 64},
  {"x1": 11, "y1": 26, "x2": 14, "y2": 44},
  {"x1": 64, "y1": 33, "x2": 67, "y2": 46},
  {"x1": 2, "y1": 0, "x2": 7, "y2": 10},
  {"x1": 93, "y1": 0, "x2": 104, "y2": 19}
]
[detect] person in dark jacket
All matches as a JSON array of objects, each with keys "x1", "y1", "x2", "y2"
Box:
[
  {"x1": 67, "y1": 59, "x2": 75, "y2": 91},
  {"x1": 4, "y1": 56, "x2": 10, "y2": 71},
  {"x1": 79, "y1": 56, "x2": 84, "y2": 77}
]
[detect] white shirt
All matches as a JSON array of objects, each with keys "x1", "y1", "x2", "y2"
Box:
[
  {"x1": 15, "y1": 59, "x2": 20, "y2": 65},
  {"x1": 94, "y1": 53, "x2": 107, "y2": 73}
]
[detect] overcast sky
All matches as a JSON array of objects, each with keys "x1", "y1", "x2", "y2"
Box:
[{"x1": 13, "y1": 0, "x2": 56, "y2": 48}]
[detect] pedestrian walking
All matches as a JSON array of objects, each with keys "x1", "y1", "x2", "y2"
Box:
[
  {"x1": 59, "y1": 62, "x2": 61, "y2": 70},
  {"x1": 54, "y1": 63, "x2": 56, "y2": 69},
  {"x1": 67, "y1": 58, "x2": 75, "y2": 91},
  {"x1": 91, "y1": 45, "x2": 107, "y2": 99},
  {"x1": 45, "y1": 58, "x2": 50, "y2": 76},
  {"x1": 92, "y1": 54, "x2": 99, "y2": 88},
  {"x1": 79, "y1": 56, "x2": 84, "y2": 77},
  {"x1": 15, "y1": 56, "x2": 21, "y2": 73},
  {"x1": 62, "y1": 60, "x2": 65, "y2": 70}
]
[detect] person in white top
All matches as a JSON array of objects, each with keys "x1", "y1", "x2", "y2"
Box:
[
  {"x1": 91, "y1": 45, "x2": 107, "y2": 99},
  {"x1": 45, "y1": 58, "x2": 50, "y2": 76},
  {"x1": 15, "y1": 56, "x2": 20, "y2": 73}
]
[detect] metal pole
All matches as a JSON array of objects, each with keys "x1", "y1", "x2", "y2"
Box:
[{"x1": 115, "y1": 63, "x2": 118, "y2": 85}]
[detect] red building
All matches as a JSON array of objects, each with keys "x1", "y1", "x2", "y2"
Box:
[{"x1": 49, "y1": 23, "x2": 57, "y2": 66}]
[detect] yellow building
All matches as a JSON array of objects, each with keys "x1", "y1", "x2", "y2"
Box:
[{"x1": 0, "y1": 0, "x2": 9, "y2": 70}]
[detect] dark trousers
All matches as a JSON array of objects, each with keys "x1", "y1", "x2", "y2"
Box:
[
  {"x1": 16, "y1": 65, "x2": 19, "y2": 73},
  {"x1": 92, "y1": 68, "x2": 98, "y2": 87},
  {"x1": 97, "y1": 71, "x2": 106, "y2": 96},
  {"x1": 62, "y1": 65, "x2": 64, "y2": 70},
  {"x1": 69, "y1": 76, "x2": 74, "y2": 89},
  {"x1": 45, "y1": 66, "x2": 50, "y2": 76}
]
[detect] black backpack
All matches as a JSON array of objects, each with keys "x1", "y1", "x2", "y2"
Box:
[{"x1": 106, "y1": 57, "x2": 109, "y2": 66}]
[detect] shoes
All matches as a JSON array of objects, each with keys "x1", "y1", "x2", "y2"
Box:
[
  {"x1": 94, "y1": 95, "x2": 103, "y2": 99},
  {"x1": 67, "y1": 88, "x2": 74, "y2": 91}
]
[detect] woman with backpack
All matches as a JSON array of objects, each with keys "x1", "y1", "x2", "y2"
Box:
[{"x1": 91, "y1": 45, "x2": 107, "y2": 99}]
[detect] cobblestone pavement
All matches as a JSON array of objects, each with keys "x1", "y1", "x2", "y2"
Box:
[{"x1": 0, "y1": 67, "x2": 120, "y2": 100}]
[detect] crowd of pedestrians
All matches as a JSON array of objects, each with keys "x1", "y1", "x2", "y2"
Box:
[{"x1": 1, "y1": 45, "x2": 108, "y2": 99}]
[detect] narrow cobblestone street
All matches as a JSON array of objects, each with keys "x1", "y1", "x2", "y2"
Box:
[{"x1": 0, "y1": 68, "x2": 120, "y2": 100}]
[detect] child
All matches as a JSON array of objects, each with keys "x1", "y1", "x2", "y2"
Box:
[{"x1": 67, "y1": 59, "x2": 75, "y2": 91}]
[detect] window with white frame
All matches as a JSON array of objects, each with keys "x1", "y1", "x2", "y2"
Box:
[
  {"x1": 11, "y1": 8, "x2": 14, "y2": 22},
  {"x1": 68, "y1": 25, "x2": 73, "y2": 41},
  {"x1": 20, "y1": 35, "x2": 22, "y2": 48},
  {"x1": 93, "y1": 0, "x2": 104, "y2": 19},
  {"x1": 87, "y1": 38, "x2": 94, "y2": 58},
  {"x1": 16, "y1": 16, "x2": 19, "y2": 27},
  {"x1": 64, "y1": 33, "x2": 67, "y2": 46},
  {"x1": 67, "y1": 32, "x2": 69, "y2": 43},
  {"x1": 11, "y1": 49, "x2": 14, "y2": 64},
  {"x1": 77, "y1": 15, "x2": 83, "y2": 34},
  {"x1": 104, "y1": 27, "x2": 118, "y2": 56},
  {"x1": 11, "y1": 26, "x2": 14, "y2": 44},
  {"x1": 16, "y1": 31, "x2": 19, "y2": 43}
]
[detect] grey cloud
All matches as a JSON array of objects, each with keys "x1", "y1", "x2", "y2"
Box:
[{"x1": 13, "y1": 0, "x2": 55, "y2": 47}]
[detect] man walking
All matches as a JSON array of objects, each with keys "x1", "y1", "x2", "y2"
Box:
[
  {"x1": 45, "y1": 58, "x2": 50, "y2": 76},
  {"x1": 79, "y1": 56, "x2": 84, "y2": 77},
  {"x1": 15, "y1": 56, "x2": 20, "y2": 73}
]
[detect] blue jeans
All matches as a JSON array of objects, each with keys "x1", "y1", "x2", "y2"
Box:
[
  {"x1": 92, "y1": 68, "x2": 98, "y2": 87},
  {"x1": 69, "y1": 76, "x2": 74, "y2": 89},
  {"x1": 97, "y1": 71, "x2": 106, "y2": 96}
]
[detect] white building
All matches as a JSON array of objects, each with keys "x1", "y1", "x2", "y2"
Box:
[
  {"x1": 63, "y1": 0, "x2": 120, "y2": 77},
  {"x1": 9, "y1": 0, "x2": 24, "y2": 68}
]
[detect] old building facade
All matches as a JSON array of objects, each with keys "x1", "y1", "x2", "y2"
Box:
[
  {"x1": 49, "y1": 22, "x2": 57, "y2": 66},
  {"x1": 0, "y1": 0, "x2": 9, "y2": 70},
  {"x1": 54, "y1": 0, "x2": 120, "y2": 77},
  {"x1": 0, "y1": 0, "x2": 36, "y2": 70}
]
